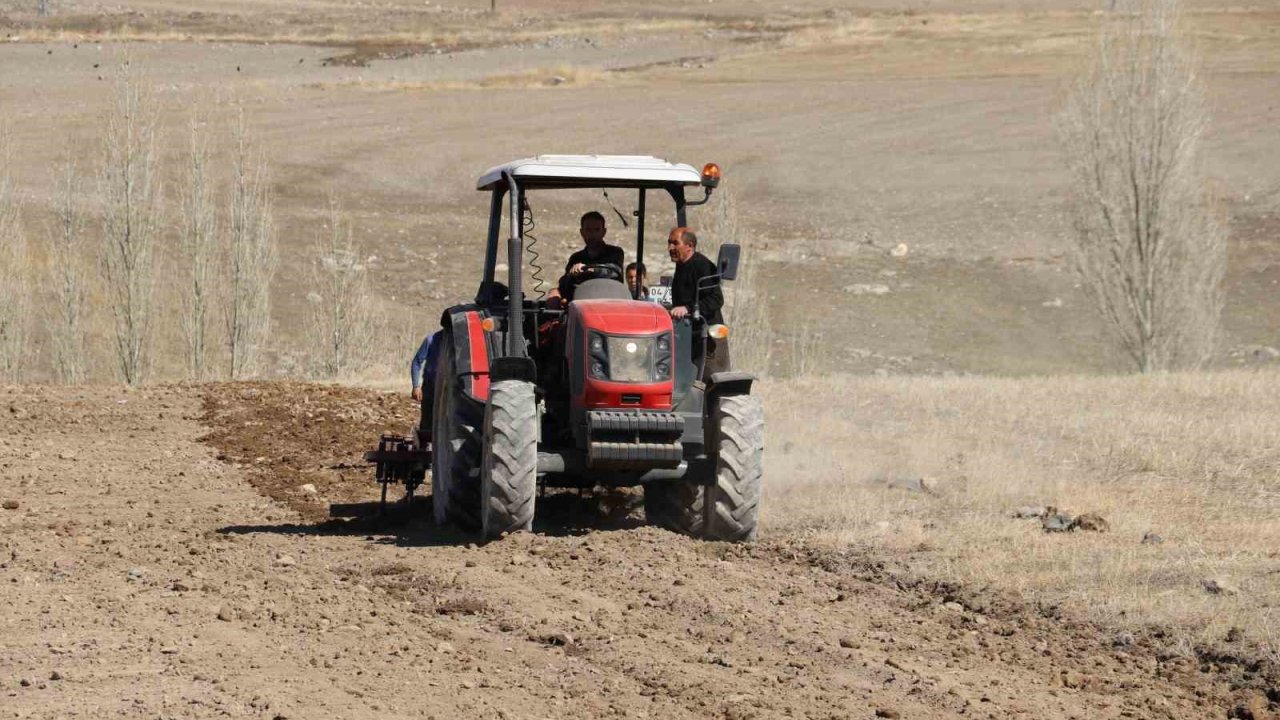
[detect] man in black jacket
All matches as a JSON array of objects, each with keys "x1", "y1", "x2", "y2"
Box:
[
  {"x1": 557, "y1": 211, "x2": 624, "y2": 302},
  {"x1": 667, "y1": 227, "x2": 728, "y2": 375}
]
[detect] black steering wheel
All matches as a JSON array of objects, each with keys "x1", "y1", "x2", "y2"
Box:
[{"x1": 576, "y1": 263, "x2": 623, "y2": 283}]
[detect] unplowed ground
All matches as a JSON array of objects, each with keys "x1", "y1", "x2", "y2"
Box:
[{"x1": 1, "y1": 383, "x2": 1273, "y2": 719}]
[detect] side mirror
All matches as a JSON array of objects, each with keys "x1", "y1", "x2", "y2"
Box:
[{"x1": 716, "y1": 244, "x2": 741, "y2": 282}]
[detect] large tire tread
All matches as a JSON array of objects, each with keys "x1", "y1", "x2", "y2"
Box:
[
  {"x1": 481, "y1": 380, "x2": 538, "y2": 539},
  {"x1": 431, "y1": 333, "x2": 483, "y2": 530},
  {"x1": 704, "y1": 394, "x2": 764, "y2": 542}
]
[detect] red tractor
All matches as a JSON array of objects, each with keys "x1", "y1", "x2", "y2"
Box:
[{"x1": 368, "y1": 155, "x2": 762, "y2": 542}]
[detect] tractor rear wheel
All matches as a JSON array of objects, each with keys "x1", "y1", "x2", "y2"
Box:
[
  {"x1": 703, "y1": 394, "x2": 764, "y2": 541},
  {"x1": 481, "y1": 380, "x2": 538, "y2": 539},
  {"x1": 643, "y1": 480, "x2": 705, "y2": 537},
  {"x1": 431, "y1": 334, "x2": 483, "y2": 529}
]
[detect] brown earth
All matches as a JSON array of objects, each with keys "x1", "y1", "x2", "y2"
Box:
[{"x1": 2, "y1": 383, "x2": 1276, "y2": 719}]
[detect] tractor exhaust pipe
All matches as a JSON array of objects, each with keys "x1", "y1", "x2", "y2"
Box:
[{"x1": 502, "y1": 170, "x2": 525, "y2": 359}]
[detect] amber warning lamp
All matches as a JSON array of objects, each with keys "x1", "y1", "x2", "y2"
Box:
[{"x1": 701, "y1": 163, "x2": 721, "y2": 188}]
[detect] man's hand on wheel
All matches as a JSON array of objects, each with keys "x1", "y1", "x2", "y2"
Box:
[
  {"x1": 569, "y1": 263, "x2": 586, "y2": 277},
  {"x1": 411, "y1": 387, "x2": 423, "y2": 402},
  {"x1": 670, "y1": 306, "x2": 690, "y2": 319}
]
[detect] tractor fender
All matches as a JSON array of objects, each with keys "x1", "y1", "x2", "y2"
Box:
[
  {"x1": 442, "y1": 308, "x2": 493, "y2": 403},
  {"x1": 707, "y1": 371, "x2": 755, "y2": 399}
]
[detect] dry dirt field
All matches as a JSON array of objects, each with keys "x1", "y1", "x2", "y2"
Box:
[{"x1": 3, "y1": 0, "x2": 1280, "y2": 718}]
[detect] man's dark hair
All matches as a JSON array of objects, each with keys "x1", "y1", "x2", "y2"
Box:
[
  {"x1": 625, "y1": 262, "x2": 647, "y2": 276},
  {"x1": 580, "y1": 211, "x2": 606, "y2": 227}
]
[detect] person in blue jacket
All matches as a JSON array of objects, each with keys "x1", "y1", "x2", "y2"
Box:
[{"x1": 411, "y1": 331, "x2": 442, "y2": 443}]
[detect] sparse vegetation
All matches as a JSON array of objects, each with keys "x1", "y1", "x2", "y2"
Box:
[
  {"x1": 223, "y1": 106, "x2": 277, "y2": 380},
  {"x1": 764, "y1": 370, "x2": 1280, "y2": 655},
  {"x1": 48, "y1": 154, "x2": 89, "y2": 385},
  {"x1": 178, "y1": 106, "x2": 221, "y2": 381},
  {"x1": 98, "y1": 58, "x2": 162, "y2": 386},
  {"x1": 1057, "y1": 0, "x2": 1226, "y2": 372},
  {"x1": 305, "y1": 197, "x2": 376, "y2": 380},
  {"x1": 0, "y1": 129, "x2": 31, "y2": 383}
]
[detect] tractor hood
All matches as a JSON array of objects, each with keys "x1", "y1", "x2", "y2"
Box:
[{"x1": 572, "y1": 300, "x2": 672, "y2": 335}]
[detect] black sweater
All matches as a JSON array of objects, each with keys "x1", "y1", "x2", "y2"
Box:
[
  {"x1": 558, "y1": 244, "x2": 624, "y2": 300},
  {"x1": 670, "y1": 251, "x2": 724, "y2": 324}
]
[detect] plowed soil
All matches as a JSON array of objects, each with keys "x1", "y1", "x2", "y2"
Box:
[{"x1": 2, "y1": 383, "x2": 1274, "y2": 719}]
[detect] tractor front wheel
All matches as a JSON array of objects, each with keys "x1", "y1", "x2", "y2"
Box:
[
  {"x1": 480, "y1": 380, "x2": 538, "y2": 539},
  {"x1": 703, "y1": 394, "x2": 764, "y2": 541}
]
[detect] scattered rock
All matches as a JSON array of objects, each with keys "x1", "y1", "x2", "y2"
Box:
[
  {"x1": 172, "y1": 581, "x2": 192, "y2": 592},
  {"x1": 842, "y1": 283, "x2": 891, "y2": 296},
  {"x1": 57, "y1": 451, "x2": 75, "y2": 460},
  {"x1": 19, "y1": 678, "x2": 31, "y2": 688},
  {"x1": 540, "y1": 632, "x2": 573, "y2": 647},
  {"x1": 1202, "y1": 578, "x2": 1239, "y2": 596},
  {"x1": 1141, "y1": 531, "x2": 1163, "y2": 545},
  {"x1": 160, "y1": 646, "x2": 179, "y2": 655},
  {"x1": 838, "y1": 637, "x2": 858, "y2": 649},
  {"x1": 1071, "y1": 513, "x2": 1110, "y2": 532},
  {"x1": 49, "y1": 671, "x2": 63, "y2": 681},
  {"x1": 1041, "y1": 512, "x2": 1074, "y2": 533},
  {"x1": 275, "y1": 555, "x2": 297, "y2": 568},
  {"x1": 1012, "y1": 506, "x2": 1045, "y2": 519},
  {"x1": 1113, "y1": 631, "x2": 1135, "y2": 647},
  {"x1": 435, "y1": 641, "x2": 456, "y2": 654},
  {"x1": 548, "y1": 75, "x2": 568, "y2": 86},
  {"x1": 889, "y1": 243, "x2": 909, "y2": 258},
  {"x1": 126, "y1": 568, "x2": 145, "y2": 581},
  {"x1": 1, "y1": 500, "x2": 18, "y2": 510},
  {"x1": 299, "y1": 484, "x2": 318, "y2": 495},
  {"x1": 1041, "y1": 297, "x2": 1064, "y2": 308},
  {"x1": 875, "y1": 709, "x2": 901, "y2": 719},
  {"x1": 216, "y1": 606, "x2": 234, "y2": 622}
]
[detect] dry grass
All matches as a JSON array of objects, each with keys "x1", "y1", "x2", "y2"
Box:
[{"x1": 762, "y1": 369, "x2": 1280, "y2": 658}]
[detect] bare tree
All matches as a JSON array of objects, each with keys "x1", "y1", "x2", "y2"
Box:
[
  {"x1": 306, "y1": 196, "x2": 375, "y2": 379},
  {"x1": 1057, "y1": 0, "x2": 1226, "y2": 372},
  {"x1": 223, "y1": 106, "x2": 277, "y2": 379},
  {"x1": 0, "y1": 128, "x2": 31, "y2": 383},
  {"x1": 49, "y1": 154, "x2": 89, "y2": 384},
  {"x1": 99, "y1": 57, "x2": 162, "y2": 385},
  {"x1": 179, "y1": 106, "x2": 220, "y2": 380}
]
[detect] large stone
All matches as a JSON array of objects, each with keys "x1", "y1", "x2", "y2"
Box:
[
  {"x1": 1042, "y1": 512, "x2": 1074, "y2": 533},
  {"x1": 1, "y1": 500, "x2": 18, "y2": 510},
  {"x1": 1071, "y1": 513, "x2": 1110, "y2": 532}
]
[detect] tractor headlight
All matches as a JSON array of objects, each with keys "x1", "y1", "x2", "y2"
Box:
[
  {"x1": 654, "y1": 332, "x2": 672, "y2": 379},
  {"x1": 605, "y1": 336, "x2": 655, "y2": 383},
  {"x1": 588, "y1": 331, "x2": 609, "y2": 379}
]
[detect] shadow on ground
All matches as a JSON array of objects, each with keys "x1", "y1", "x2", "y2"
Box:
[{"x1": 219, "y1": 490, "x2": 649, "y2": 548}]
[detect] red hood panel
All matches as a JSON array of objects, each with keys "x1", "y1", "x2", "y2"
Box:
[{"x1": 572, "y1": 300, "x2": 672, "y2": 335}]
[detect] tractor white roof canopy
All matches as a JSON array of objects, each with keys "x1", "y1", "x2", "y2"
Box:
[{"x1": 476, "y1": 155, "x2": 703, "y2": 190}]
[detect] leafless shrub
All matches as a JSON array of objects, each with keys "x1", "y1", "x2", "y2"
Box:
[
  {"x1": 0, "y1": 129, "x2": 32, "y2": 383},
  {"x1": 1057, "y1": 0, "x2": 1226, "y2": 372},
  {"x1": 707, "y1": 187, "x2": 774, "y2": 375},
  {"x1": 223, "y1": 106, "x2": 277, "y2": 379},
  {"x1": 179, "y1": 106, "x2": 221, "y2": 380},
  {"x1": 48, "y1": 154, "x2": 89, "y2": 384},
  {"x1": 306, "y1": 196, "x2": 375, "y2": 379},
  {"x1": 99, "y1": 58, "x2": 162, "y2": 386}
]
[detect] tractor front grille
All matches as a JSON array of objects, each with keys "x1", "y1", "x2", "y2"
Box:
[{"x1": 586, "y1": 410, "x2": 683, "y2": 469}]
